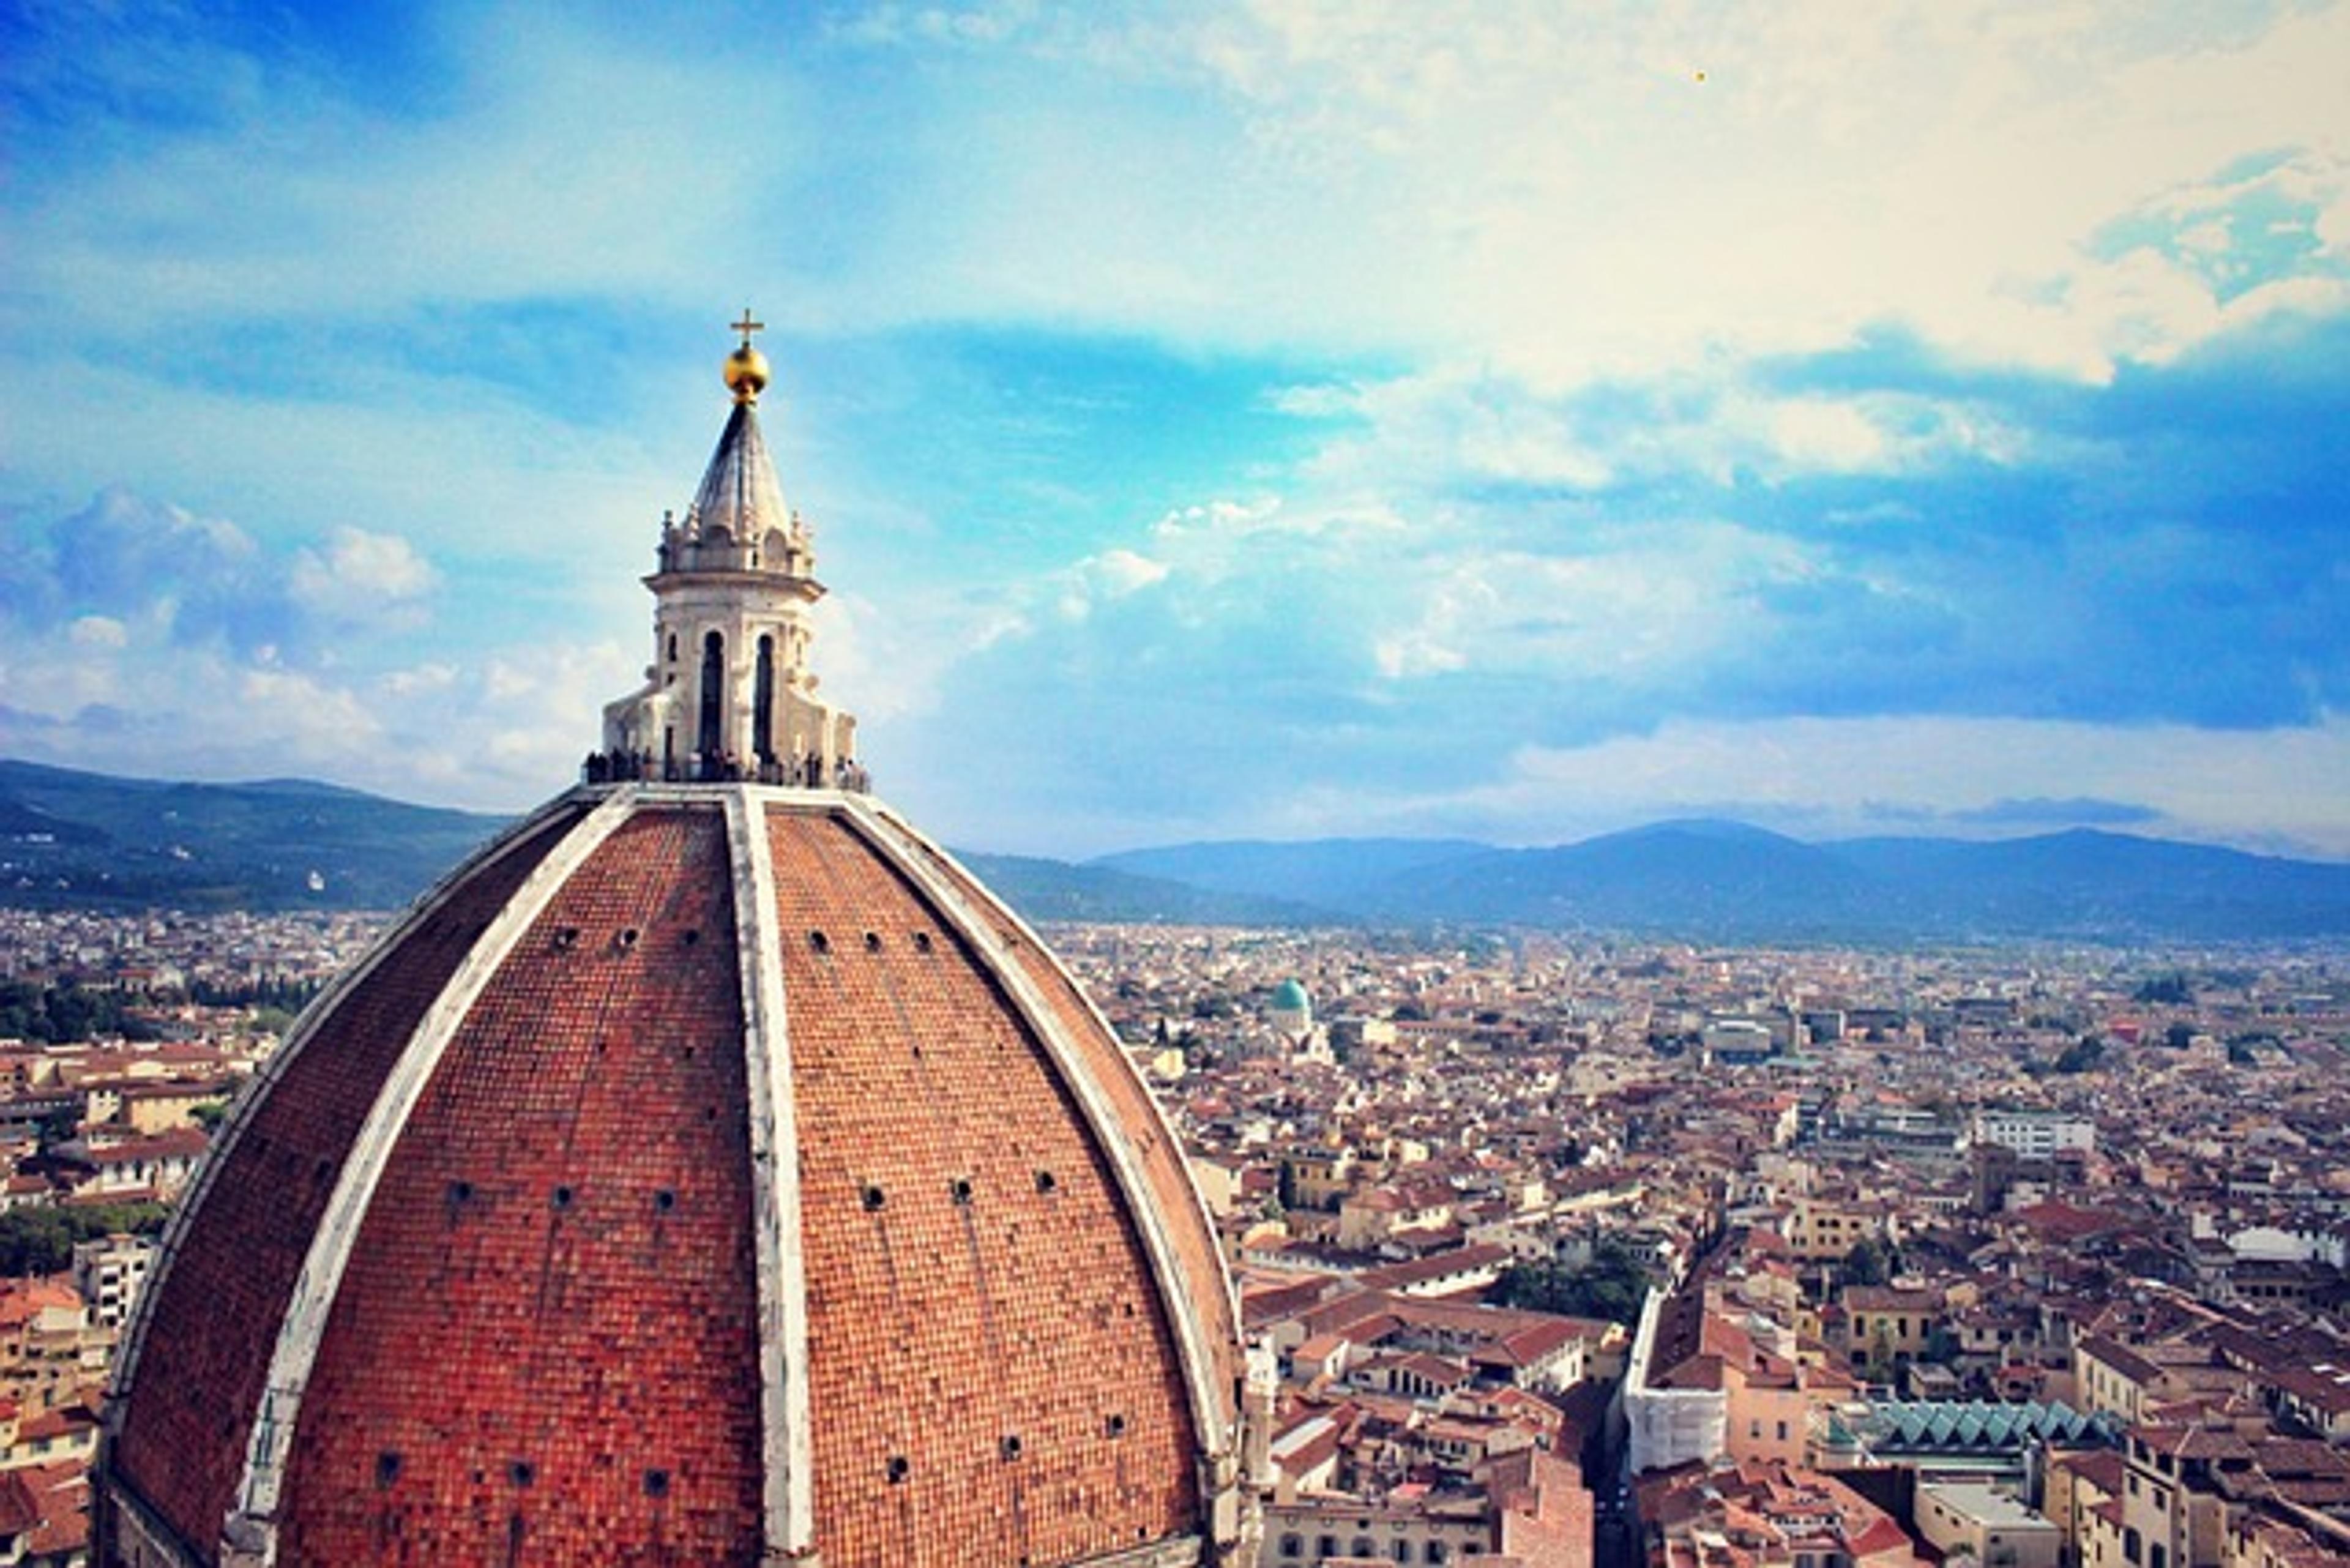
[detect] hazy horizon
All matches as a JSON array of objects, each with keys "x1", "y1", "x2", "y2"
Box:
[{"x1": 12, "y1": 753, "x2": 2350, "y2": 872}]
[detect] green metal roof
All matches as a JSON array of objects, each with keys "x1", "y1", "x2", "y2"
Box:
[{"x1": 1849, "y1": 1398, "x2": 2116, "y2": 1455}]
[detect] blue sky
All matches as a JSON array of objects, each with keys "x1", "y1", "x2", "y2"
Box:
[{"x1": 3, "y1": 1, "x2": 2347, "y2": 859}]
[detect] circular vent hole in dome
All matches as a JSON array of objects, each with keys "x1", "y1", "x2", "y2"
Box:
[
  {"x1": 551, "y1": 1185, "x2": 575, "y2": 1211},
  {"x1": 861, "y1": 1184, "x2": 886, "y2": 1212},
  {"x1": 681, "y1": 928, "x2": 701, "y2": 946},
  {"x1": 808, "y1": 930, "x2": 829, "y2": 953},
  {"x1": 448, "y1": 1181, "x2": 474, "y2": 1204},
  {"x1": 553, "y1": 927, "x2": 580, "y2": 951},
  {"x1": 950, "y1": 1178, "x2": 974, "y2": 1206},
  {"x1": 863, "y1": 931, "x2": 882, "y2": 952},
  {"x1": 643, "y1": 1469, "x2": 670, "y2": 1498},
  {"x1": 510, "y1": 1460, "x2": 535, "y2": 1487},
  {"x1": 376, "y1": 1451, "x2": 402, "y2": 1488},
  {"x1": 654, "y1": 1189, "x2": 676, "y2": 1212},
  {"x1": 912, "y1": 931, "x2": 933, "y2": 953},
  {"x1": 999, "y1": 1434, "x2": 1023, "y2": 1462},
  {"x1": 886, "y1": 1455, "x2": 910, "y2": 1485},
  {"x1": 1105, "y1": 1413, "x2": 1127, "y2": 1439},
  {"x1": 615, "y1": 928, "x2": 639, "y2": 950},
  {"x1": 1034, "y1": 1170, "x2": 1058, "y2": 1195}
]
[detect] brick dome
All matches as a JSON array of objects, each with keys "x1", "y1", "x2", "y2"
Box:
[
  {"x1": 100, "y1": 790, "x2": 1251, "y2": 1566},
  {"x1": 98, "y1": 324, "x2": 1261, "y2": 1567}
]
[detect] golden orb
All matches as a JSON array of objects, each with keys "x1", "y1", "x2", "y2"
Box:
[{"x1": 724, "y1": 344, "x2": 770, "y2": 403}]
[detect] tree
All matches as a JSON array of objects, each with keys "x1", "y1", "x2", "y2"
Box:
[
  {"x1": 0, "y1": 1209, "x2": 75, "y2": 1277},
  {"x1": 1838, "y1": 1236, "x2": 1897, "y2": 1289},
  {"x1": 1493, "y1": 1236, "x2": 1652, "y2": 1326},
  {"x1": 0, "y1": 982, "x2": 133, "y2": 1044},
  {"x1": 0, "y1": 1200, "x2": 170, "y2": 1277},
  {"x1": 2052, "y1": 1035, "x2": 2106, "y2": 1075},
  {"x1": 35, "y1": 1107, "x2": 80, "y2": 1153}
]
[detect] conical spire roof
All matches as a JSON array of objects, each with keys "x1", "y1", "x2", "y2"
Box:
[{"x1": 690, "y1": 399, "x2": 790, "y2": 542}]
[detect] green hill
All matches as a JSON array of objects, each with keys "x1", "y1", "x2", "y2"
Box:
[{"x1": 0, "y1": 760, "x2": 509, "y2": 911}]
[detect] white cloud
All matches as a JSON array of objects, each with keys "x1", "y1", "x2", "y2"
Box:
[
  {"x1": 803, "y1": 586, "x2": 1029, "y2": 730},
  {"x1": 0, "y1": 486, "x2": 643, "y2": 810},
  {"x1": 1149, "y1": 495, "x2": 1404, "y2": 551},
  {"x1": 239, "y1": 666, "x2": 386, "y2": 751},
  {"x1": 1081, "y1": 547, "x2": 1170, "y2": 597},
  {"x1": 381, "y1": 662, "x2": 460, "y2": 697},
  {"x1": 1370, "y1": 525, "x2": 1804, "y2": 684},
  {"x1": 1280, "y1": 368, "x2": 2036, "y2": 506},
  {"x1": 1762, "y1": 398, "x2": 1889, "y2": 474},
  {"x1": 288, "y1": 526, "x2": 439, "y2": 626},
  {"x1": 0, "y1": 346, "x2": 680, "y2": 566},
  {"x1": 1152, "y1": 496, "x2": 1285, "y2": 538},
  {"x1": 0, "y1": 627, "x2": 638, "y2": 811},
  {"x1": 1439, "y1": 712, "x2": 2350, "y2": 858},
  {"x1": 18, "y1": 2, "x2": 2338, "y2": 389},
  {"x1": 1127, "y1": 1, "x2": 2350, "y2": 386}
]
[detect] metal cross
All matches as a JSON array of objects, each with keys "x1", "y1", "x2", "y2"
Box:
[{"x1": 731, "y1": 308, "x2": 766, "y2": 347}]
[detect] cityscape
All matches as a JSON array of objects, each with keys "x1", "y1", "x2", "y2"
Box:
[{"x1": 0, "y1": 890, "x2": 2346, "y2": 1563}]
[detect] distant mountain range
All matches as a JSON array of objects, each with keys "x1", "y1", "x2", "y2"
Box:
[
  {"x1": 953, "y1": 852, "x2": 1332, "y2": 928},
  {"x1": 1095, "y1": 818, "x2": 2350, "y2": 941},
  {"x1": 5, "y1": 760, "x2": 2346, "y2": 940}
]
